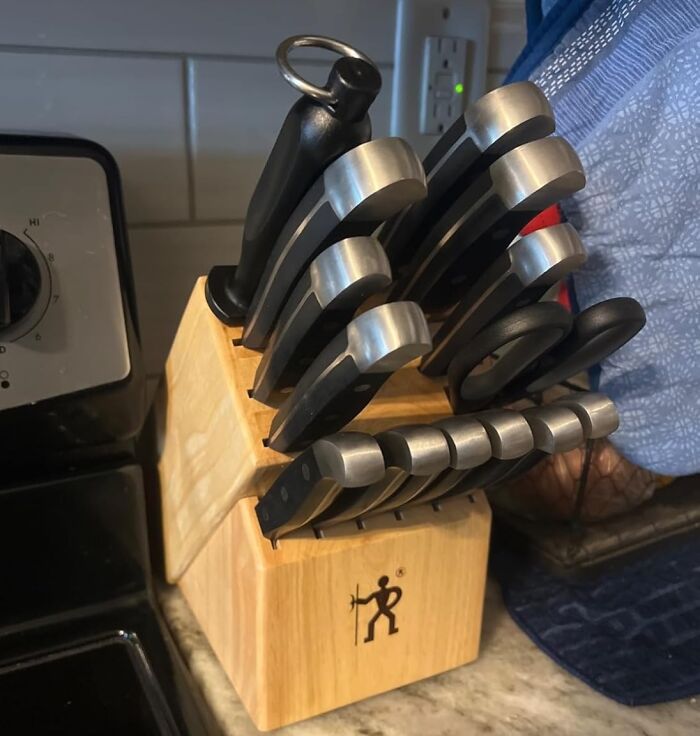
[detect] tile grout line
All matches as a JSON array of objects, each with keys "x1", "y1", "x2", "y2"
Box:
[
  {"x1": 0, "y1": 42, "x2": 395, "y2": 68},
  {"x1": 183, "y1": 59, "x2": 197, "y2": 221}
]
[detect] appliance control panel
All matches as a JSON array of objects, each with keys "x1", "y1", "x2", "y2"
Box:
[{"x1": 0, "y1": 154, "x2": 130, "y2": 410}]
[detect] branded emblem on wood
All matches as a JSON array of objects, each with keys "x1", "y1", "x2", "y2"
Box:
[{"x1": 351, "y1": 575, "x2": 403, "y2": 645}]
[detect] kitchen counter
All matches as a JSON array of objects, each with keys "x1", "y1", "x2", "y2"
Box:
[{"x1": 159, "y1": 580, "x2": 698, "y2": 735}]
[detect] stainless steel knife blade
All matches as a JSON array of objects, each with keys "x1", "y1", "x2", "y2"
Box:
[
  {"x1": 381, "y1": 81, "x2": 554, "y2": 270},
  {"x1": 267, "y1": 301, "x2": 432, "y2": 453},
  {"x1": 255, "y1": 432, "x2": 385, "y2": 540},
  {"x1": 420, "y1": 223, "x2": 586, "y2": 377},
  {"x1": 243, "y1": 137, "x2": 427, "y2": 349},
  {"x1": 251, "y1": 236, "x2": 392, "y2": 405}
]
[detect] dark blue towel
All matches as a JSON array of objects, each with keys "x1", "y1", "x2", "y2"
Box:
[{"x1": 491, "y1": 531, "x2": 700, "y2": 705}]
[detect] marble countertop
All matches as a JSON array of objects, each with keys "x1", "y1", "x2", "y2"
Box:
[{"x1": 159, "y1": 580, "x2": 699, "y2": 736}]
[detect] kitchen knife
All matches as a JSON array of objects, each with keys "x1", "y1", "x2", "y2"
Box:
[
  {"x1": 435, "y1": 409, "x2": 535, "y2": 501},
  {"x1": 206, "y1": 35, "x2": 382, "y2": 323},
  {"x1": 381, "y1": 81, "x2": 554, "y2": 270},
  {"x1": 255, "y1": 432, "x2": 385, "y2": 540},
  {"x1": 403, "y1": 415, "x2": 494, "y2": 508},
  {"x1": 243, "y1": 137, "x2": 427, "y2": 349},
  {"x1": 497, "y1": 394, "x2": 619, "y2": 485},
  {"x1": 553, "y1": 392, "x2": 620, "y2": 438},
  {"x1": 447, "y1": 302, "x2": 574, "y2": 415},
  {"x1": 312, "y1": 424, "x2": 450, "y2": 531},
  {"x1": 251, "y1": 236, "x2": 392, "y2": 405},
  {"x1": 420, "y1": 223, "x2": 586, "y2": 377},
  {"x1": 267, "y1": 301, "x2": 432, "y2": 453},
  {"x1": 388, "y1": 136, "x2": 585, "y2": 311},
  {"x1": 483, "y1": 404, "x2": 586, "y2": 488}
]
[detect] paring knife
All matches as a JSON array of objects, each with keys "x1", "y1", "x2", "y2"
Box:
[
  {"x1": 243, "y1": 137, "x2": 427, "y2": 349},
  {"x1": 434, "y1": 409, "x2": 535, "y2": 502},
  {"x1": 447, "y1": 302, "x2": 574, "y2": 415},
  {"x1": 255, "y1": 432, "x2": 385, "y2": 541},
  {"x1": 206, "y1": 35, "x2": 382, "y2": 322},
  {"x1": 251, "y1": 236, "x2": 392, "y2": 405},
  {"x1": 421, "y1": 223, "x2": 586, "y2": 377},
  {"x1": 267, "y1": 301, "x2": 432, "y2": 453},
  {"x1": 381, "y1": 81, "x2": 554, "y2": 270},
  {"x1": 498, "y1": 393, "x2": 620, "y2": 484},
  {"x1": 312, "y1": 424, "x2": 450, "y2": 531},
  {"x1": 388, "y1": 136, "x2": 585, "y2": 312},
  {"x1": 402, "y1": 415, "x2": 493, "y2": 508}
]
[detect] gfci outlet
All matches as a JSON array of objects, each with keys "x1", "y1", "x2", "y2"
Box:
[
  {"x1": 391, "y1": 0, "x2": 490, "y2": 157},
  {"x1": 420, "y1": 36, "x2": 471, "y2": 135}
]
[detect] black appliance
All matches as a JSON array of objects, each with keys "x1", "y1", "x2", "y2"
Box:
[{"x1": 0, "y1": 135, "x2": 217, "y2": 735}]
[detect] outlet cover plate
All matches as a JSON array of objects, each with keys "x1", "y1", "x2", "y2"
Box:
[{"x1": 391, "y1": 0, "x2": 490, "y2": 157}]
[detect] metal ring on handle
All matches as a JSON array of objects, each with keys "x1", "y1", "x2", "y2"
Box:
[{"x1": 276, "y1": 35, "x2": 378, "y2": 106}]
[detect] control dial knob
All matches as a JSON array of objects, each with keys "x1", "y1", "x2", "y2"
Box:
[{"x1": 0, "y1": 229, "x2": 42, "y2": 332}]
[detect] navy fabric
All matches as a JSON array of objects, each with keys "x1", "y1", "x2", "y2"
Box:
[
  {"x1": 505, "y1": 0, "x2": 598, "y2": 84},
  {"x1": 491, "y1": 530, "x2": 700, "y2": 705}
]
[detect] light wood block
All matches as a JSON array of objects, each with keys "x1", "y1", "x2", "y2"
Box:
[
  {"x1": 179, "y1": 493, "x2": 491, "y2": 731},
  {"x1": 158, "y1": 277, "x2": 452, "y2": 582}
]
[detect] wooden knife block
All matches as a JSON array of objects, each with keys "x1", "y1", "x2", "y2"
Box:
[{"x1": 158, "y1": 278, "x2": 492, "y2": 730}]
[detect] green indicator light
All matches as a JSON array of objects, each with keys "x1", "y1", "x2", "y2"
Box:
[{"x1": 454, "y1": 82, "x2": 464, "y2": 94}]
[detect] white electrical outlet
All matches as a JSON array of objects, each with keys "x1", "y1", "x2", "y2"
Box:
[
  {"x1": 420, "y1": 36, "x2": 471, "y2": 135},
  {"x1": 391, "y1": 0, "x2": 490, "y2": 157}
]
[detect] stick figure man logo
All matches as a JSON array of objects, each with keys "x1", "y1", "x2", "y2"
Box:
[{"x1": 350, "y1": 575, "x2": 402, "y2": 644}]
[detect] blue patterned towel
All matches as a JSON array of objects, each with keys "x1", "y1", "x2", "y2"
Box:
[
  {"x1": 491, "y1": 527, "x2": 700, "y2": 705},
  {"x1": 509, "y1": 0, "x2": 700, "y2": 476}
]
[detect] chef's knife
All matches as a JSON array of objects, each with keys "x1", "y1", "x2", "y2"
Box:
[
  {"x1": 388, "y1": 136, "x2": 585, "y2": 311},
  {"x1": 313, "y1": 424, "x2": 450, "y2": 531},
  {"x1": 403, "y1": 415, "x2": 493, "y2": 508},
  {"x1": 251, "y1": 236, "x2": 391, "y2": 405},
  {"x1": 421, "y1": 222, "x2": 586, "y2": 377},
  {"x1": 435, "y1": 409, "x2": 535, "y2": 500},
  {"x1": 381, "y1": 81, "x2": 554, "y2": 270},
  {"x1": 255, "y1": 432, "x2": 385, "y2": 540},
  {"x1": 267, "y1": 301, "x2": 432, "y2": 453},
  {"x1": 243, "y1": 137, "x2": 427, "y2": 349},
  {"x1": 206, "y1": 35, "x2": 381, "y2": 323},
  {"x1": 447, "y1": 302, "x2": 574, "y2": 414}
]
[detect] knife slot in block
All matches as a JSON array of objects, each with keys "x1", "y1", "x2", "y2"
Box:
[
  {"x1": 158, "y1": 277, "x2": 454, "y2": 583},
  {"x1": 178, "y1": 494, "x2": 491, "y2": 731}
]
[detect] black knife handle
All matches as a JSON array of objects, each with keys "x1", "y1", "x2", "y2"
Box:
[
  {"x1": 521, "y1": 297, "x2": 646, "y2": 393},
  {"x1": 230, "y1": 56, "x2": 380, "y2": 314},
  {"x1": 255, "y1": 431, "x2": 385, "y2": 539},
  {"x1": 447, "y1": 302, "x2": 573, "y2": 414}
]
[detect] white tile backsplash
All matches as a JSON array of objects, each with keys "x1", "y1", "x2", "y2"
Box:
[
  {"x1": 0, "y1": 1, "x2": 525, "y2": 373},
  {"x1": 189, "y1": 59, "x2": 394, "y2": 221},
  {"x1": 0, "y1": 0, "x2": 398, "y2": 64},
  {"x1": 129, "y1": 225, "x2": 243, "y2": 373},
  {"x1": 0, "y1": 52, "x2": 189, "y2": 224}
]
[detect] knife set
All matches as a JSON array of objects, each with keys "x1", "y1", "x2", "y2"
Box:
[{"x1": 158, "y1": 34, "x2": 645, "y2": 731}]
